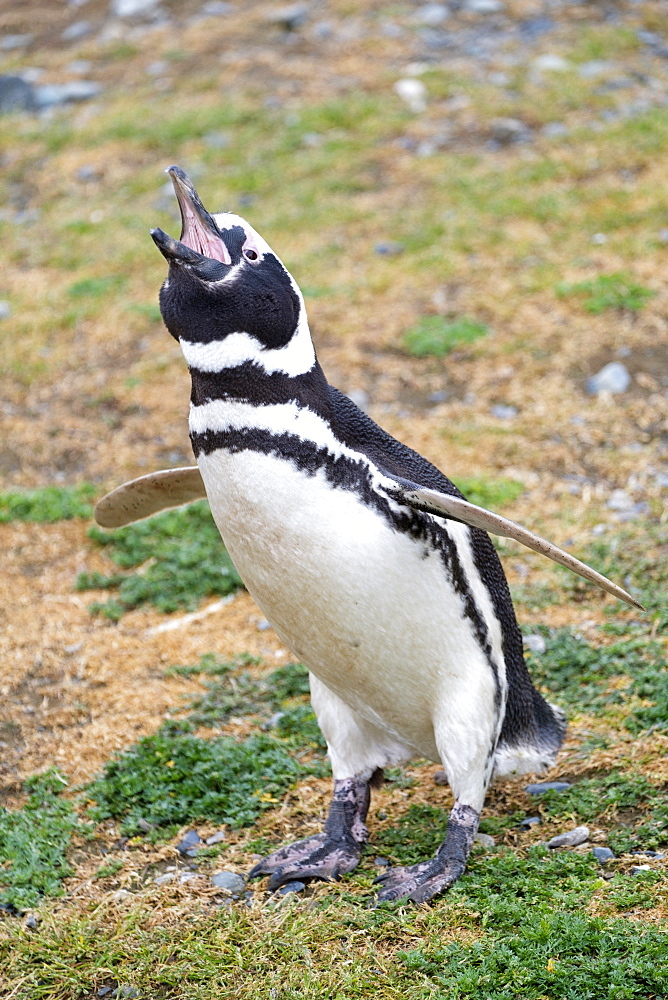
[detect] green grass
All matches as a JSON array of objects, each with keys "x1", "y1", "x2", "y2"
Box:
[
  {"x1": 524, "y1": 626, "x2": 665, "y2": 726},
  {"x1": 402, "y1": 316, "x2": 489, "y2": 357},
  {"x1": 0, "y1": 484, "x2": 97, "y2": 523},
  {"x1": 556, "y1": 272, "x2": 656, "y2": 313},
  {"x1": 85, "y1": 656, "x2": 325, "y2": 837},
  {"x1": 2, "y1": 848, "x2": 666, "y2": 999},
  {"x1": 85, "y1": 728, "x2": 318, "y2": 836},
  {"x1": 456, "y1": 475, "x2": 524, "y2": 510},
  {"x1": 77, "y1": 501, "x2": 243, "y2": 618},
  {"x1": 0, "y1": 771, "x2": 82, "y2": 913}
]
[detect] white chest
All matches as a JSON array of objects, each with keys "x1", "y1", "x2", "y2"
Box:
[{"x1": 196, "y1": 441, "x2": 505, "y2": 760}]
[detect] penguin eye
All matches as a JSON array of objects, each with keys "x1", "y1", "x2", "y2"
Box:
[{"x1": 243, "y1": 247, "x2": 259, "y2": 261}]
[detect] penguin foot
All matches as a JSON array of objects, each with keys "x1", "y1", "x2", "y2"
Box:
[
  {"x1": 248, "y1": 831, "x2": 363, "y2": 890},
  {"x1": 374, "y1": 857, "x2": 466, "y2": 903},
  {"x1": 374, "y1": 801, "x2": 480, "y2": 904},
  {"x1": 248, "y1": 775, "x2": 372, "y2": 891}
]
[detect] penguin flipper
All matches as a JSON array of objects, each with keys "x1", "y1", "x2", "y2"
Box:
[
  {"x1": 385, "y1": 479, "x2": 644, "y2": 611},
  {"x1": 94, "y1": 467, "x2": 206, "y2": 528}
]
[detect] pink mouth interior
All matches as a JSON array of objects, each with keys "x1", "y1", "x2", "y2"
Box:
[{"x1": 180, "y1": 204, "x2": 231, "y2": 265}]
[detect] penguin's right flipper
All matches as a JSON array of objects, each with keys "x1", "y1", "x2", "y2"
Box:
[
  {"x1": 94, "y1": 467, "x2": 206, "y2": 528},
  {"x1": 384, "y1": 478, "x2": 644, "y2": 611}
]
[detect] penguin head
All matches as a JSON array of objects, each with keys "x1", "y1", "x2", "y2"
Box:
[{"x1": 151, "y1": 167, "x2": 308, "y2": 369}]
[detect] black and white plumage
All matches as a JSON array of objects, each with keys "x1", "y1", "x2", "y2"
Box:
[{"x1": 97, "y1": 166, "x2": 641, "y2": 903}]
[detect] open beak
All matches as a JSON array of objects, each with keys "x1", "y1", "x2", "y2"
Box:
[{"x1": 150, "y1": 165, "x2": 231, "y2": 267}]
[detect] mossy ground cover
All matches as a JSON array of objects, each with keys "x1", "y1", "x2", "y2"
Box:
[{"x1": 1, "y1": 0, "x2": 667, "y2": 996}]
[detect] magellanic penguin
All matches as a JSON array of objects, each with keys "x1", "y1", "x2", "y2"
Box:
[{"x1": 96, "y1": 166, "x2": 643, "y2": 904}]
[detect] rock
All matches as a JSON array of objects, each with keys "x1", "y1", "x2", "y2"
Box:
[
  {"x1": 394, "y1": 78, "x2": 427, "y2": 113},
  {"x1": 415, "y1": 4, "x2": 450, "y2": 26},
  {"x1": 277, "y1": 880, "x2": 306, "y2": 894},
  {"x1": 200, "y1": 1, "x2": 234, "y2": 14},
  {"x1": 136, "y1": 817, "x2": 155, "y2": 833},
  {"x1": 533, "y1": 53, "x2": 570, "y2": 72},
  {"x1": 177, "y1": 829, "x2": 202, "y2": 854},
  {"x1": 347, "y1": 389, "x2": 370, "y2": 412},
  {"x1": 211, "y1": 870, "x2": 245, "y2": 893},
  {"x1": 466, "y1": 0, "x2": 504, "y2": 11},
  {"x1": 586, "y1": 362, "x2": 631, "y2": 395},
  {"x1": 490, "y1": 404, "x2": 518, "y2": 419},
  {"x1": 97, "y1": 989, "x2": 113, "y2": 998},
  {"x1": 0, "y1": 76, "x2": 37, "y2": 114},
  {"x1": 475, "y1": 833, "x2": 495, "y2": 849},
  {"x1": 428, "y1": 390, "x2": 448, "y2": 404},
  {"x1": 62, "y1": 21, "x2": 93, "y2": 41},
  {"x1": 526, "y1": 781, "x2": 571, "y2": 795},
  {"x1": 524, "y1": 634, "x2": 546, "y2": 655},
  {"x1": 631, "y1": 865, "x2": 652, "y2": 874},
  {"x1": 0, "y1": 35, "x2": 33, "y2": 51},
  {"x1": 578, "y1": 61, "x2": 617, "y2": 79},
  {"x1": 206, "y1": 830, "x2": 226, "y2": 846},
  {"x1": 0, "y1": 302, "x2": 12, "y2": 320},
  {"x1": 34, "y1": 81, "x2": 103, "y2": 109},
  {"x1": 264, "y1": 4, "x2": 309, "y2": 31},
  {"x1": 607, "y1": 489, "x2": 634, "y2": 511},
  {"x1": 520, "y1": 816, "x2": 541, "y2": 829},
  {"x1": 490, "y1": 118, "x2": 530, "y2": 145},
  {"x1": 592, "y1": 846, "x2": 615, "y2": 863},
  {"x1": 24, "y1": 913, "x2": 38, "y2": 929},
  {"x1": 542, "y1": 122, "x2": 568, "y2": 138},
  {"x1": 373, "y1": 857, "x2": 390, "y2": 867},
  {"x1": 111, "y1": 0, "x2": 161, "y2": 16},
  {"x1": 374, "y1": 241, "x2": 404, "y2": 256},
  {"x1": 153, "y1": 872, "x2": 175, "y2": 885},
  {"x1": 547, "y1": 825, "x2": 590, "y2": 849},
  {"x1": 433, "y1": 769, "x2": 448, "y2": 786}
]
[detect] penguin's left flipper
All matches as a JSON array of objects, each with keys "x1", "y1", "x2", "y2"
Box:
[
  {"x1": 94, "y1": 467, "x2": 206, "y2": 528},
  {"x1": 383, "y1": 477, "x2": 644, "y2": 612}
]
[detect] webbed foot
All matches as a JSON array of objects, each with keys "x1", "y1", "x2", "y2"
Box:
[
  {"x1": 374, "y1": 801, "x2": 479, "y2": 904},
  {"x1": 248, "y1": 775, "x2": 371, "y2": 891},
  {"x1": 248, "y1": 830, "x2": 362, "y2": 890}
]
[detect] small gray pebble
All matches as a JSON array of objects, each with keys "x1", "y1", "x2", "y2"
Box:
[
  {"x1": 374, "y1": 241, "x2": 404, "y2": 256},
  {"x1": 490, "y1": 119, "x2": 529, "y2": 145},
  {"x1": 547, "y1": 825, "x2": 589, "y2": 849},
  {"x1": 137, "y1": 817, "x2": 154, "y2": 833},
  {"x1": 433, "y1": 769, "x2": 448, "y2": 786},
  {"x1": 631, "y1": 865, "x2": 652, "y2": 874},
  {"x1": 61, "y1": 20, "x2": 92, "y2": 41},
  {"x1": 177, "y1": 829, "x2": 202, "y2": 854},
  {"x1": 211, "y1": 870, "x2": 245, "y2": 893},
  {"x1": 373, "y1": 857, "x2": 390, "y2": 867},
  {"x1": 24, "y1": 913, "x2": 38, "y2": 929},
  {"x1": 277, "y1": 880, "x2": 306, "y2": 894},
  {"x1": 0, "y1": 34, "x2": 33, "y2": 51},
  {"x1": 97, "y1": 989, "x2": 113, "y2": 998},
  {"x1": 592, "y1": 846, "x2": 615, "y2": 863},
  {"x1": 0, "y1": 301, "x2": 12, "y2": 319},
  {"x1": 475, "y1": 833, "x2": 495, "y2": 849},
  {"x1": 524, "y1": 634, "x2": 546, "y2": 655},
  {"x1": 347, "y1": 389, "x2": 369, "y2": 412},
  {"x1": 153, "y1": 872, "x2": 175, "y2": 885},
  {"x1": 526, "y1": 781, "x2": 571, "y2": 795},
  {"x1": 586, "y1": 361, "x2": 630, "y2": 395},
  {"x1": 112, "y1": 0, "x2": 161, "y2": 16},
  {"x1": 206, "y1": 830, "x2": 226, "y2": 846},
  {"x1": 490, "y1": 404, "x2": 518, "y2": 420},
  {"x1": 0, "y1": 75, "x2": 37, "y2": 113},
  {"x1": 466, "y1": 0, "x2": 504, "y2": 11},
  {"x1": 428, "y1": 390, "x2": 448, "y2": 404},
  {"x1": 520, "y1": 816, "x2": 542, "y2": 829}
]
